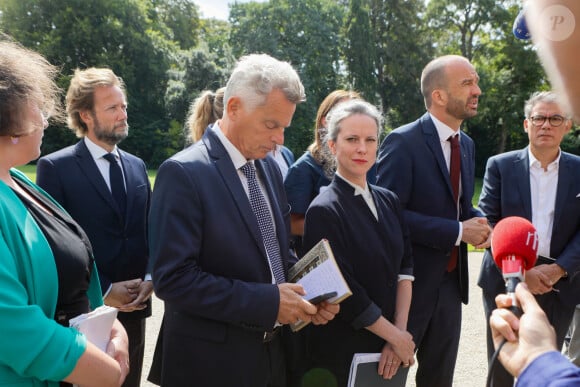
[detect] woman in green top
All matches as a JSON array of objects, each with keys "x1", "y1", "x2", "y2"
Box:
[{"x1": 0, "y1": 38, "x2": 129, "y2": 386}]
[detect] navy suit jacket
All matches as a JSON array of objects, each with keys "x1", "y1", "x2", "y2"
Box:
[
  {"x1": 302, "y1": 175, "x2": 412, "y2": 383},
  {"x1": 377, "y1": 113, "x2": 482, "y2": 305},
  {"x1": 477, "y1": 148, "x2": 580, "y2": 307},
  {"x1": 280, "y1": 145, "x2": 295, "y2": 167},
  {"x1": 149, "y1": 127, "x2": 294, "y2": 386},
  {"x1": 36, "y1": 140, "x2": 151, "y2": 319}
]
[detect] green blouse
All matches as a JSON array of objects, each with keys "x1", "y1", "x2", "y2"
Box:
[{"x1": 0, "y1": 168, "x2": 103, "y2": 386}]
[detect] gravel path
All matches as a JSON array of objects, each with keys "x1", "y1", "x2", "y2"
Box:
[{"x1": 141, "y1": 252, "x2": 489, "y2": 386}]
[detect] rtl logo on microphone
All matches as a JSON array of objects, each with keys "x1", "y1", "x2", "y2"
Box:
[{"x1": 525, "y1": 230, "x2": 539, "y2": 252}]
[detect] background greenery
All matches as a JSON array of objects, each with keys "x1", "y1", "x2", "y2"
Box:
[
  {"x1": 2, "y1": 0, "x2": 579, "y2": 172},
  {"x1": 17, "y1": 165, "x2": 483, "y2": 210}
]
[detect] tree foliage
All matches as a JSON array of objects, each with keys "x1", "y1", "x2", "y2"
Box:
[
  {"x1": 1, "y1": 0, "x2": 575, "y2": 171},
  {"x1": 426, "y1": 0, "x2": 552, "y2": 174},
  {"x1": 229, "y1": 0, "x2": 346, "y2": 156},
  {"x1": 1, "y1": 0, "x2": 176, "y2": 165},
  {"x1": 150, "y1": 0, "x2": 201, "y2": 50},
  {"x1": 426, "y1": 0, "x2": 508, "y2": 61},
  {"x1": 346, "y1": 0, "x2": 433, "y2": 130}
]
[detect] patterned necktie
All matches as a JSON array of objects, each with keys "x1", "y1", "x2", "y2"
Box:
[
  {"x1": 447, "y1": 134, "x2": 461, "y2": 271},
  {"x1": 240, "y1": 162, "x2": 286, "y2": 283},
  {"x1": 103, "y1": 153, "x2": 126, "y2": 216}
]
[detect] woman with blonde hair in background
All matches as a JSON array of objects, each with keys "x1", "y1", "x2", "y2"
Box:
[{"x1": 185, "y1": 87, "x2": 225, "y2": 144}]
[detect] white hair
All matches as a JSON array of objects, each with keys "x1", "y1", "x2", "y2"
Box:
[{"x1": 224, "y1": 54, "x2": 305, "y2": 113}]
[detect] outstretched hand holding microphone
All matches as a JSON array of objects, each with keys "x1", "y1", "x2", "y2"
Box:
[
  {"x1": 488, "y1": 217, "x2": 580, "y2": 385},
  {"x1": 490, "y1": 283, "x2": 557, "y2": 379},
  {"x1": 490, "y1": 216, "x2": 539, "y2": 317}
]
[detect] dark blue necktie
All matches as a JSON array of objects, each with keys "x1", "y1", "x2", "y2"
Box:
[
  {"x1": 240, "y1": 162, "x2": 286, "y2": 283},
  {"x1": 103, "y1": 153, "x2": 126, "y2": 216}
]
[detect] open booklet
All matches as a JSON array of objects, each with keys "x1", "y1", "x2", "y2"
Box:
[
  {"x1": 348, "y1": 353, "x2": 409, "y2": 387},
  {"x1": 69, "y1": 305, "x2": 118, "y2": 352},
  {"x1": 288, "y1": 238, "x2": 352, "y2": 332}
]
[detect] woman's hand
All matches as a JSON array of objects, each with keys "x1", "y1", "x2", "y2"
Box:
[
  {"x1": 106, "y1": 319, "x2": 130, "y2": 385},
  {"x1": 387, "y1": 328, "x2": 415, "y2": 369}
]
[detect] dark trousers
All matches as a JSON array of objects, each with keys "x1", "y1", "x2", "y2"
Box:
[
  {"x1": 411, "y1": 270, "x2": 462, "y2": 387},
  {"x1": 482, "y1": 289, "x2": 575, "y2": 387},
  {"x1": 118, "y1": 314, "x2": 146, "y2": 387},
  {"x1": 265, "y1": 332, "x2": 287, "y2": 387},
  {"x1": 148, "y1": 312, "x2": 286, "y2": 387}
]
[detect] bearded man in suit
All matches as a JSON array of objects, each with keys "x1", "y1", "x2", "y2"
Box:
[
  {"x1": 37, "y1": 67, "x2": 152, "y2": 387},
  {"x1": 377, "y1": 55, "x2": 491, "y2": 387}
]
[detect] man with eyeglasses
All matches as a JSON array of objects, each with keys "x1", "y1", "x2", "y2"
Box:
[{"x1": 478, "y1": 90, "x2": 580, "y2": 386}]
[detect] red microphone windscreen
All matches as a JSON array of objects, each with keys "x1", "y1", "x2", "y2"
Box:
[{"x1": 491, "y1": 216, "x2": 538, "y2": 271}]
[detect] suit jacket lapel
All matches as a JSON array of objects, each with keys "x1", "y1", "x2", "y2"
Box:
[
  {"x1": 281, "y1": 147, "x2": 294, "y2": 167},
  {"x1": 554, "y1": 153, "x2": 571, "y2": 229},
  {"x1": 459, "y1": 133, "x2": 469, "y2": 204},
  {"x1": 515, "y1": 148, "x2": 533, "y2": 220},
  {"x1": 422, "y1": 114, "x2": 455, "y2": 201},
  {"x1": 74, "y1": 140, "x2": 124, "y2": 220},
  {"x1": 203, "y1": 130, "x2": 268, "y2": 260},
  {"x1": 120, "y1": 150, "x2": 137, "y2": 221}
]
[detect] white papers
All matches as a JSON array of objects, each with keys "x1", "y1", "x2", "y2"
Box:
[
  {"x1": 288, "y1": 239, "x2": 352, "y2": 331},
  {"x1": 69, "y1": 305, "x2": 118, "y2": 352},
  {"x1": 296, "y1": 259, "x2": 350, "y2": 304}
]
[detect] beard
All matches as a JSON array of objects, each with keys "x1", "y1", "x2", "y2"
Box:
[
  {"x1": 446, "y1": 95, "x2": 478, "y2": 120},
  {"x1": 92, "y1": 117, "x2": 129, "y2": 146}
]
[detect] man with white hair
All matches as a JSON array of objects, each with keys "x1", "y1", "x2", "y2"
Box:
[{"x1": 149, "y1": 54, "x2": 339, "y2": 386}]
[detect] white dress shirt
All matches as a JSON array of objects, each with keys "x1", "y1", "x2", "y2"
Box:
[
  {"x1": 430, "y1": 114, "x2": 463, "y2": 246},
  {"x1": 529, "y1": 148, "x2": 560, "y2": 258},
  {"x1": 83, "y1": 137, "x2": 125, "y2": 192},
  {"x1": 212, "y1": 123, "x2": 279, "y2": 284}
]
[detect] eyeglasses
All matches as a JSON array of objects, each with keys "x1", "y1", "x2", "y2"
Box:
[{"x1": 529, "y1": 114, "x2": 567, "y2": 127}]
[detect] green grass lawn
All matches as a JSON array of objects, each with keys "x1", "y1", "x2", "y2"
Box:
[
  {"x1": 15, "y1": 164, "x2": 37, "y2": 181},
  {"x1": 17, "y1": 164, "x2": 157, "y2": 187}
]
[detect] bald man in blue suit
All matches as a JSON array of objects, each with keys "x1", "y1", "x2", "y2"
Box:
[{"x1": 377, "y1": 55, "x2": 491, "y2": 387}]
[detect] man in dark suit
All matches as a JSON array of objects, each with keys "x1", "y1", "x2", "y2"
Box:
[
  {"x1": 149, "y1": 54, "x2": 338, "y2": 387},
  {"x1": 478, "y1": 91, "x2": 580, "y2": 386},
  {"x1": 377, "y1": 55, "x2": 491, "y2": 387},
  {"x1": 36, "y1": 68, "x2": 152, "y2": 387}
]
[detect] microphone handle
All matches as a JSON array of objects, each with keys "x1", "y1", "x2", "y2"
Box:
[{"x1": 505, "y1": 277, "x2": 523, "y2": 318}]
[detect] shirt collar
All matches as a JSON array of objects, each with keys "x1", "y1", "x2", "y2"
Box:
[
  {"x1": 211, "y1": 122, "x2": 248, "y2": 170},
  {"x1": 83, "y1": 137, "x2": 120, "y2": 160},
  {"x1": 335, "y1": 171, "x2": 371, "y2": 198},
  {"x1": 430, "y1": 113, "x2": 460, "y2": 143},
  {"x1": 528, "y1": 147, "x2": 561, "y2": 170}
]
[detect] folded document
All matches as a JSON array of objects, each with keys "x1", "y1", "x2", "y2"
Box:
[{"x1": 69, "y1": 305, "x2": 118, "y2": 352}]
